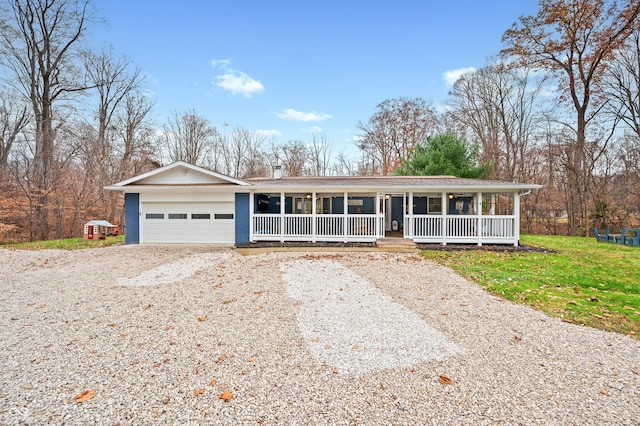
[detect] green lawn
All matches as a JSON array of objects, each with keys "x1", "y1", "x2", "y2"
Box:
[
  {"x1": 420, "y1": 235, "x2": 640, "y2": 338},
  {"x1": 1, "y1": 235, "x2": 125, "y2": 250}
]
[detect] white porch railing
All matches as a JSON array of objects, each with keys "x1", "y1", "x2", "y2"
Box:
[
  {"x1": 253, "y1": 214, "x2": 516, "y2": 245},
  {"x1": 408, "y1": 215, "x2": 516, "y2": 245},
  {"x1": 253, "y1": 214, "x2": 380, "y2": 242}
]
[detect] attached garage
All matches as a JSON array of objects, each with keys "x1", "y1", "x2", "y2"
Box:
[
  {"x1": 141, "y1": 202, "x2": 235, "y2": 244},
  {"x1": 106, "y1": 161, "x2": 250, "y2": 245}
]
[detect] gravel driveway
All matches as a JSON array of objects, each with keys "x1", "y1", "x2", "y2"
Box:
[{"x1": 0, "y1": 245, "x2": 638, "y2": 425}]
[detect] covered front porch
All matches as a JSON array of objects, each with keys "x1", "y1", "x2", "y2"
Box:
[{"x1": 250, "y1": 190, "x2": 523, "y2": 246}]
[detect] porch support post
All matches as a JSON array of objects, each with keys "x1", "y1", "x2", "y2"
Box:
[
  {"x1": 408, "y1": 192, "x2": 414, "y2": 238},
  {"x1": 280, "y1": 192, "x2": 285, "y2": 243},
  {"x1": 311, "y1": 192, "x2": 317, "y2": 243},
  {"x1": 476, "y1": 192, "x2": 483, "y2": 246},
  {"x1": 441, "y1": 192, "x2": 448, "y2": 245},
  {"x1": 343, "y1": 192, "x2": 348, "y2": 243},
  {"x1": 513, "y1": 192, "x2": 521, "y2": 246},
  {"x1": 375, "y1": 192, "x2": 381, "y2": 238},
  {"x1": 490, "y1": 194, "x2": 496, "y2": 215},
  {"x1": 249, "y1": 192, "x2": 255, "y2": 242}
]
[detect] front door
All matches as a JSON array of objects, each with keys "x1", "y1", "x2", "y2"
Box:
[
  {"x1": 87, "y1": 225, "x2": 94, "y2": 240},
  {"x1": 381, "y1": 193, "x2": 405, "y2": 237}
]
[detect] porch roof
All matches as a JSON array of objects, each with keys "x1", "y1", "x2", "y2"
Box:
[{"x1": 246, "y1": 175, "x2": 542, "y2": 193}]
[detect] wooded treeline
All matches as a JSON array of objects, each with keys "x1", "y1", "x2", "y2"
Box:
[{"x1": 1, "y1": 0, "x2": 639, "y2": 242}]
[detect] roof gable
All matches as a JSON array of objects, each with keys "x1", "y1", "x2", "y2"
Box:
[{"x1": 110, "y1": 161, "x2": 249, "y2": 187}]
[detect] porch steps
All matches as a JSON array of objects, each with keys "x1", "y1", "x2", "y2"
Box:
[{"x1": 375, "y1": 238, "x2": 418, "y2": 251}]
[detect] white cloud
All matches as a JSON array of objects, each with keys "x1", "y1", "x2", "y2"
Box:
[
  {"x1": 216, "y1": 72, "x2": 264, "y2": 97},
  {"x1": 275, "y1": 108, "x2": 332, "y2": 122},
  {"x1": 211, "y1": 59, "x2": 264, "y2": 98},
  {"x1": 443, "y1": 67, "x2": 476, "y2": 86},
  {"x1": 256, "y1": 129, "x2": 282, "y2": 138},
  {"x1": 211, "y1": 59, "x2": 231, "y2": 68},
  {"x1": 302, "y1": 126, "x2": 323, "y2": 133}
]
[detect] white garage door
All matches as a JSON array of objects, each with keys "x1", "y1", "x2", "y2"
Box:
[{"x1": 141, "y1": 202, "x2": 235, "y2": 244}]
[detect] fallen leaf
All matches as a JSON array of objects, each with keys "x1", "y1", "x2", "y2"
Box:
[
  {"x1": 165, "y1": 325, "x2": 175, "y2": 331},
  {"x1": 252, "y1": 306, "x2": 263, "y2": 311},
  {"x1": 142, "y1": 304, "x2": 152, "y2": 310},
  {"x1": 194, "y1": 388, "x2": 205, "y2": 397},
  {"x1": 352, "y1": 345, "x2": 360, "y2": 350},
  {"x1": 219, "y1": 389, "x2": 233, "y2": 401},
  {"x1": 599, "y1": 389, "x2": 608, "y2": 396},
  {"x1": 311, "y1": 338, "x2": 319, "y2": 343},
  {"x1": 73, "y1": 389, "x2": 96, "y2": 403},
  {"x1": 198, "y1": 315, "x2": 207, "y2": 322},
  {"x1": 248, "y1": 357, "x2": 256, "y2": 362},
  {"x1": 210, "y1": 379, "x2": 217, "y2": 386},
  {"x1": 241, "y1": 370, "x2": 248, "y2": 375},
  {"x1": 631, "y1": 369, "x2": 639, "y2": 375},
  {"x1": 332, "y1": 368, "x2": 339, "y2": 374},
  {"x1": 254, "y1": 290, "x2": 263, "y2": 295},
  {"x1": 438, "y1": 374, "x2": 453, "y2": 385}
]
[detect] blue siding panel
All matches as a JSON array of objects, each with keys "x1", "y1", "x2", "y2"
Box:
[
  {"x1": 235, "y1": 193, "x2": 250, "y2": 244},
  {"x1": 124, "y1": 193, "x2": 140, "y2": 245}
]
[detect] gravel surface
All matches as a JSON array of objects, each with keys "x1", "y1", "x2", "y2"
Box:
[{"x1": 0, "y1": 245, "x2": 638, "y2": 425}]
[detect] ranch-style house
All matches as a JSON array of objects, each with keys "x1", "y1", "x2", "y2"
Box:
[{"x1": 106, "y1": 161, "x2": 542, "y2": 246}]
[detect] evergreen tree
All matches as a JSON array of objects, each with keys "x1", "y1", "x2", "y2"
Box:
[{"x1": 395, "y1": 132, "x2": 491, "y2": 178}]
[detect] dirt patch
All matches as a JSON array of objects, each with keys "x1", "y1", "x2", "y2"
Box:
[
  {"x1": 416, "y1": 243, "x2": 557, "y2": 253},
  {"x1": 237, "y1": 241, "x2": 555, "y2": 253}
]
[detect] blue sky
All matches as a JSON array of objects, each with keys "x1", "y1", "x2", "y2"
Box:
[{"x1": 93, "y1": 1, "x2": 540, "y2": 157}]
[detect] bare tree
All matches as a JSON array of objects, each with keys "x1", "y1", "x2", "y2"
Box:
[
  {"x1": 83, "y1": 49, "x2": 146, "y2": 223},
  {"x1": 308, "y1": 132, "x2": 332, "y2": 176},
  {"x1": 216, "y1": 126, "x2": 268, "y2": 178},
  {"x1": 280, "y1": 140, "x2": 309, "y2": 177},
  {"x1": 357, "y1": 97, "x2": 440, "y2": 175},
  {"x1": 84, "y1": 48, "x2": 144, "y2": 168},
  {"x1": 330, "y1": 150, "x2": 359, "y2": 176},
  {"x1": 449, "y1": 61, "x2": 548, "y2": 182},
  {"x1": 502, "y1": 0, "x2": 640, "y2": 235},
  {"x1": 605, "y1": 29, "x2": 640, "y2": 139},
  {"x1": 0, "y1": 0, "x2": 92, "y2": 240},
  {"x1": 0, "y1": 89, "x2": 30, "y2": 171},
  {"x1": 162, "y1": 109, "x2": 217, "y2": 166},
  {"x1": 114, "y1": 93, "x2": 156, "y2": 179}
]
